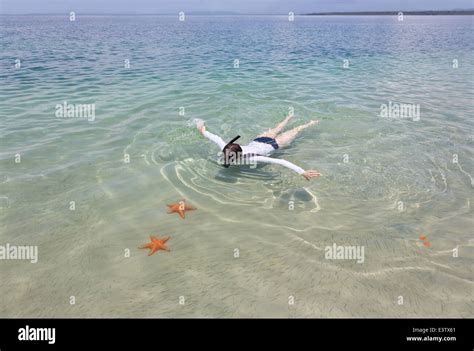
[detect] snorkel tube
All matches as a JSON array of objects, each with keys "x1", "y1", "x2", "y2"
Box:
[
  {"x1": 225, "y1": 135, "x2": 241, "y2": 148},
  {"x1": 222, "y1": 135, "x2": 241, "y2": 168}
]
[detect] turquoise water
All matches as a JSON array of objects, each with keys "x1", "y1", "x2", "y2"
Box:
[{"x1": 0, "y1": 15, "x2": 473, "y2": 317}]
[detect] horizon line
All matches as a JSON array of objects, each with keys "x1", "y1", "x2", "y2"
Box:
[{"x1": 1, "y1": 9, "x2": 474, "y2": 16}]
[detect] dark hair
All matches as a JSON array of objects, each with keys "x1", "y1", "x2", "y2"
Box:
[{"x1": 222, "y1": 143, "x2": 242, "y2": 168}]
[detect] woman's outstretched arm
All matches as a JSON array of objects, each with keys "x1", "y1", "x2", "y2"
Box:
[
  {"x1": 251, "y1": 156, "x2": 321, "y2": 180},
  {"x1": 198, "y1": 124, "x2": 226, "y2": 150}
]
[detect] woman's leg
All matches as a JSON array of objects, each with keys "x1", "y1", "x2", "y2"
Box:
[
  {"x1": 275, "y1": 120, "x2": 318, "y2": 148},
  {"x1": 257, "y1": 115, "x2": 294, "y2": 138}
]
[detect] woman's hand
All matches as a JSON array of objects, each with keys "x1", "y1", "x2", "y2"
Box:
[
  {"x1": 302, "y1": 170, "x2": 321, "y2": 180},
  {"x1": 198, "y1": 125, "x2": 206, "y2": 135}
]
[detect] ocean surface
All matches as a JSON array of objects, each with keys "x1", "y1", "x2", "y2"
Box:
[{"x1": 0, "y1": 15, "x2": 473, "y2": 317}]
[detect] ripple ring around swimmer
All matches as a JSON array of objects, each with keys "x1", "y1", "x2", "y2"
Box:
[
  {"x1": 159, "y1": 160, "x2": 273, "y2": 207},
  {"x1": 159, "y1": 159, "x2": 321, "y2": 212}
]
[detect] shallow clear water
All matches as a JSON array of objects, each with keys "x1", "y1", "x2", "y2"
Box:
[{"x1": 0, "y1": 15, "x2": 473, "y2": 317}]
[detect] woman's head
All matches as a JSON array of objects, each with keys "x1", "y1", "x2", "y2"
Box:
[{"x1": 222, "y1": 143, "x2": 242, "y2": 168}]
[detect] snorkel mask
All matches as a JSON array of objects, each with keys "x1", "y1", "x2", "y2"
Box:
[{"x1": 222, "y1": 135, "x2": 241, "y2": 168}]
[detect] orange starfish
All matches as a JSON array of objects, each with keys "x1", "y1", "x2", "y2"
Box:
[
  {"x1": 139, "y1": 236, "x2": 170, "y2": 256},
  {"x1": 419, "y1": 235, "x2": 427, "y2": 241},
  {"x1": 423, "y1": 241, "x2": 431, "y2": 248},
  {"x1": 166, "y1": 199, "x2": 196, "y2": 219}
]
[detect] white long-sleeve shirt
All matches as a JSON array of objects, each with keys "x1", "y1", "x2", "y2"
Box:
[
  {"x1": 203, "y1": 130, "x2": 227, "y2": 150},
  {"x1": 202, "y1": 130, "x2": 305, "y2": 175}
]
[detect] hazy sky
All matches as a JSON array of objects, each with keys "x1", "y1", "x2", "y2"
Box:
[{"x1": 1, "y1": 0, "x2": 472, "y2": 15}]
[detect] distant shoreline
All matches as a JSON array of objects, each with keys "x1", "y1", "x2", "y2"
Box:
[
  {"x1": 303, "y1": 10, "x2": 474, "y2": 16},
  {"x1": 1, "y1": 10, "x2": 473, "y2": 16}
]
